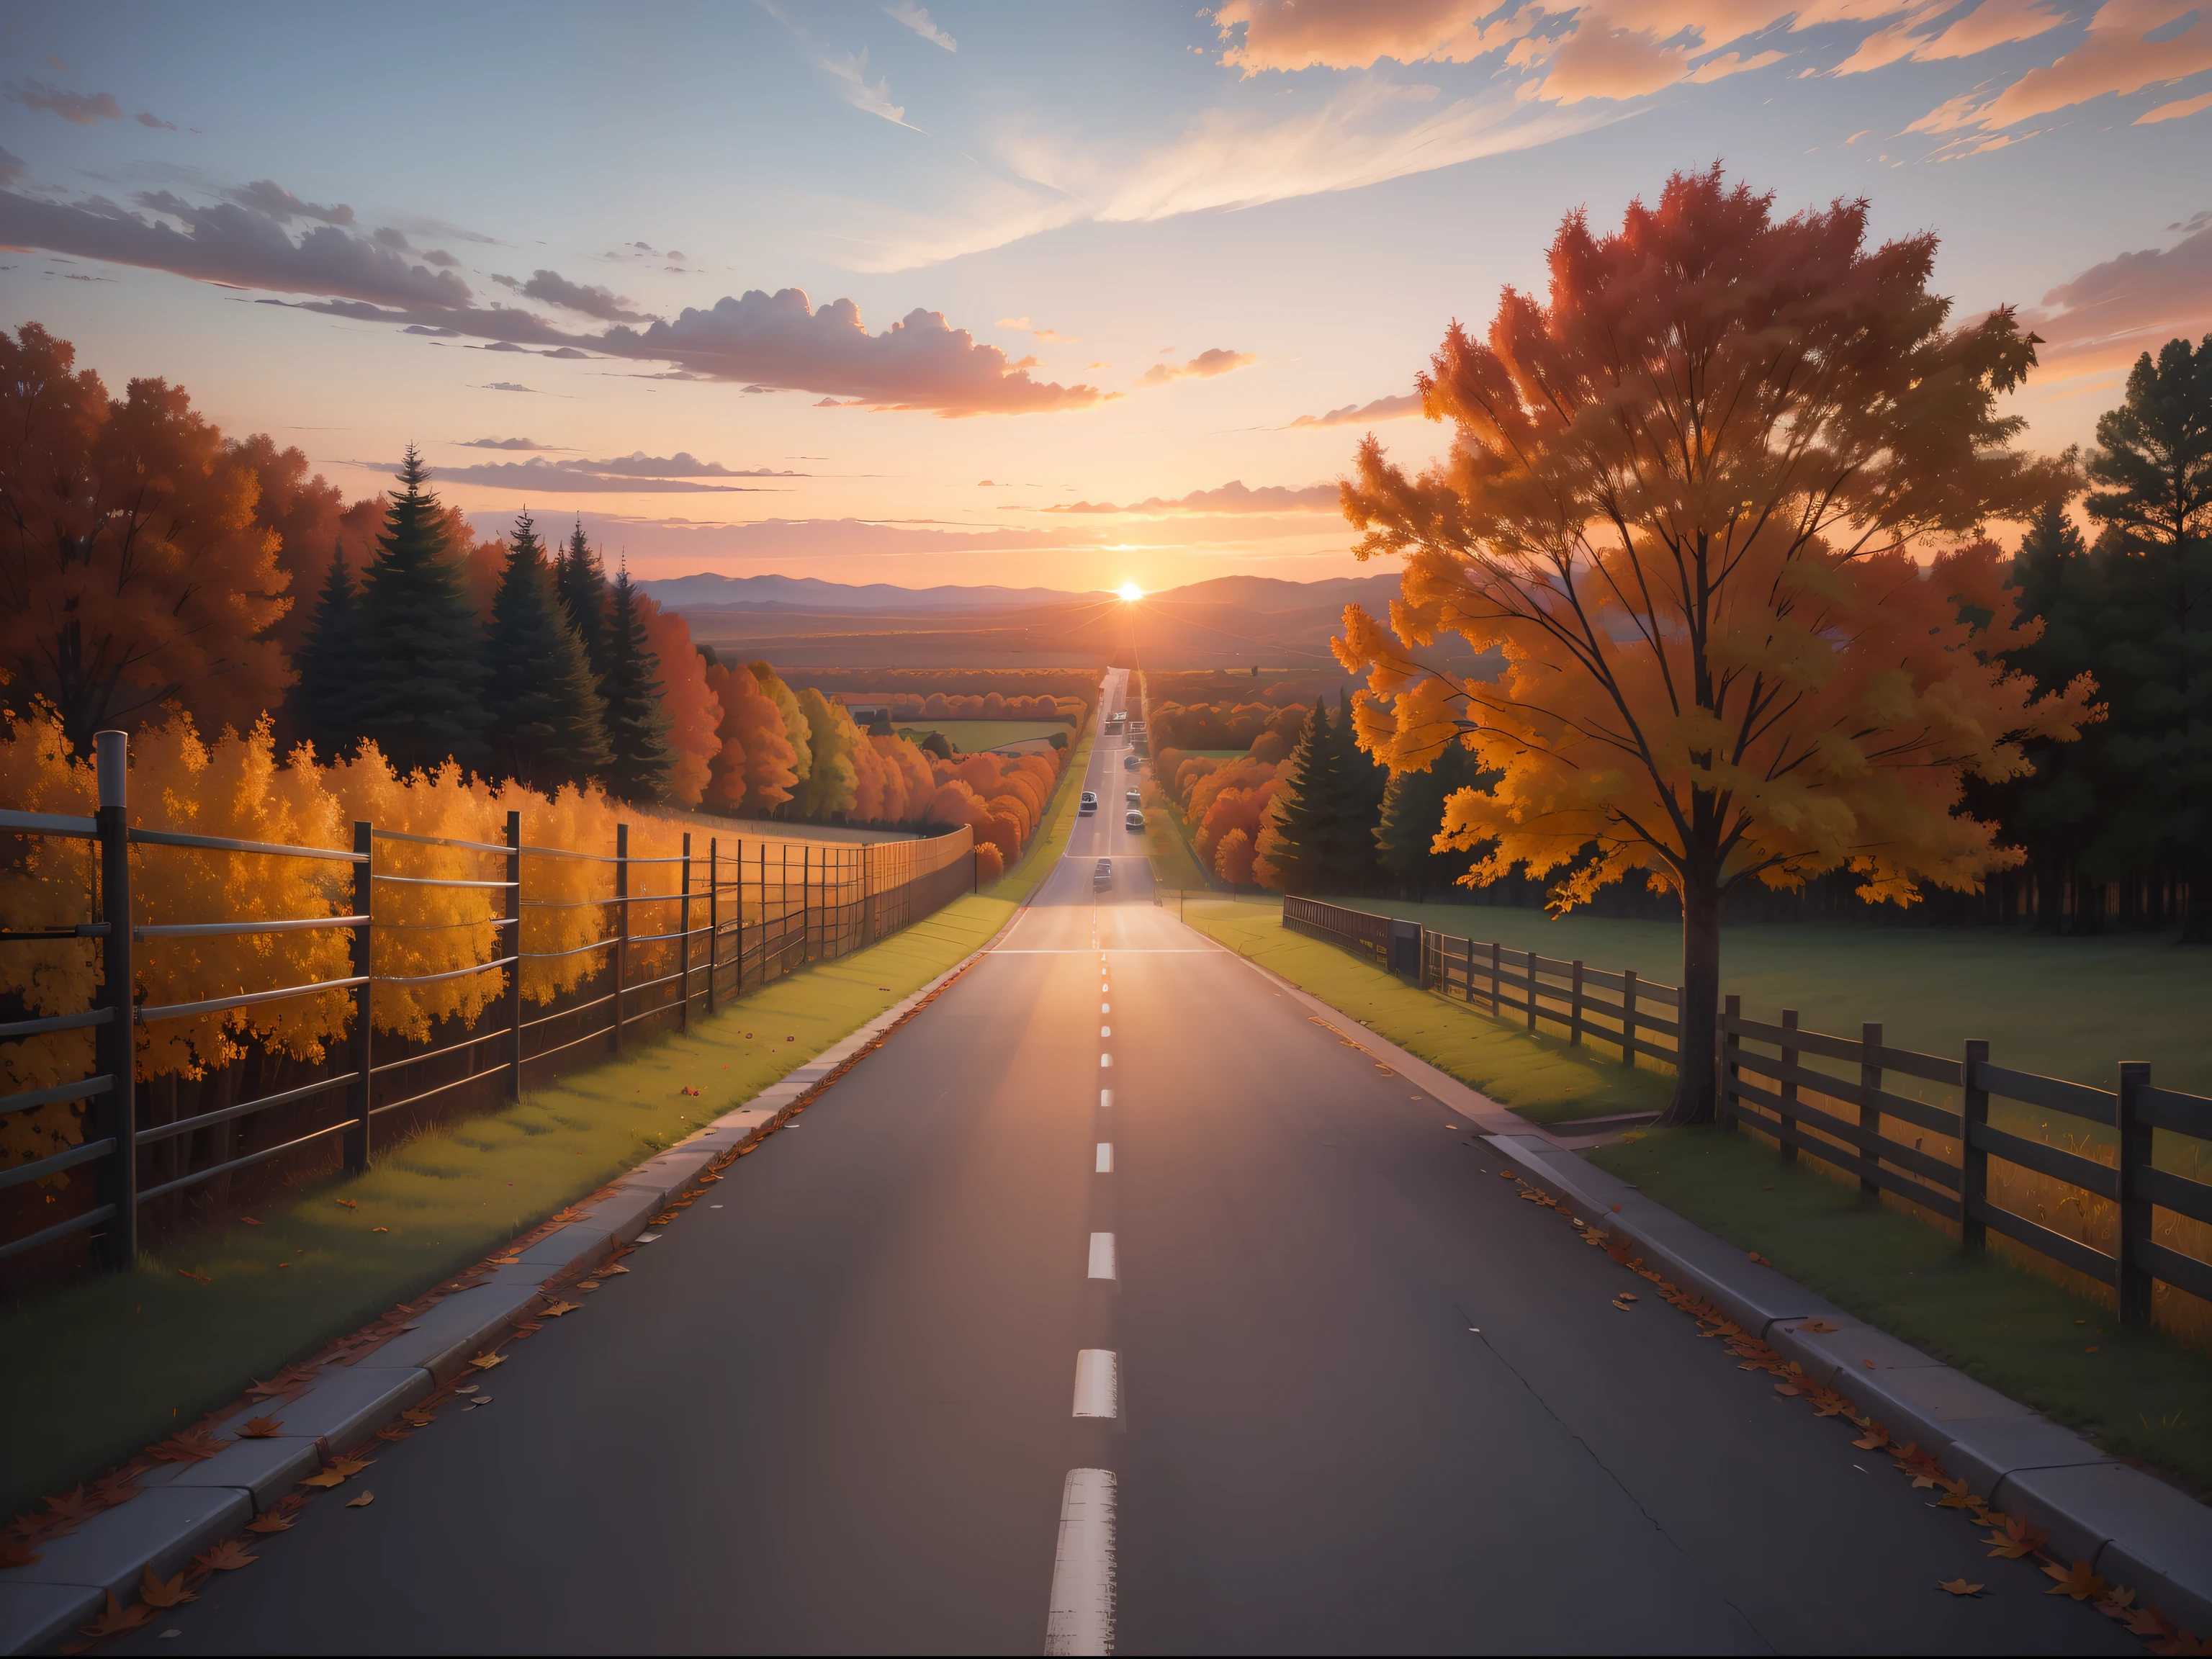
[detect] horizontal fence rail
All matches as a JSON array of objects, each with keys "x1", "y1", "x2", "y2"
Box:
[
  {"x1": 1282, "y1": 895, "x2": 2212, "y2": 1328},
  {"x1": 1, "y1": 730, "x2": 978, "y2": 1279}
]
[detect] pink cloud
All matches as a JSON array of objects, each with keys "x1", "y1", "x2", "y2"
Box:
[
  {"x1": 1042, "y1": 480, "x2": 1339, "y2": 514},
  {"x1": 1933, "y1": 0, "x2": 2212, "y2": 131},
  {"x1": 1527, "y1": 26, "x2": 1690, "y2": 102},
  {"x1": 4, "y1": 78, "x2": 122, "y2": 124},
  {"x1": 1686, "y1": 48, "x2": 1787, "y2": 81},
  {"x1": 1285, "y1": 391, "x2": 1423, "y2": 428},
  {"x1": 1834, "y1": 0, "x2": 2069, "y2": 76},
  {"x1": 2018, "y1": 223, "x2": 2212, "y2": 382},
  {"x1": 2138, "y1": 88, "x2": 2212, "y2": 122},
  {"x1": 1213, "y1": 0, "x2": 1521, "y2": 74}
]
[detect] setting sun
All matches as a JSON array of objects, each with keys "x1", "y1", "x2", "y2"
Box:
[{"x1": 1117, "y1": 581, "x2": 1143, "y2": 601}]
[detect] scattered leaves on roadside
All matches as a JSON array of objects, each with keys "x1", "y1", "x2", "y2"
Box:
[
  {"x1": 76, "y1": 1591, "x2": 155, "y2": 1640},
  {"x1": 297, "y1": 1456, "x2": 372, "y2": 1491},
  {"x1": 335, "y1": 1198, "x2": 358, "y2": 1210},
  {"x1": 1938, "y1": 1579, "x2": 1986, "y2": 1597},
  {"x1": 467, "y1": 1352, "x2": 506, "y2": 1372},
  {"x1": 176, "y1": 1269, "x2": 211, "y2": 1285},
  {"x1": 149, "y1": 1428, "x2": 227, "y2": 1463},
  {"x1": 238, "y1": 1216, "x2": 263, "y2": 1226},
  {"x1": 1797, "y1": 1318, "x2": 1839, "y2": 1333},
  {"x1": 138, "y1": 1566, "x2": 196, "y2": 1608},
  {"x1": 1747, "y1": 1252, "x2": 1772, "y2": 1267},
  {"x1": 372, "y1": 1226, "x2": 389, "y2": 1234},
  {"x1": 2044, "y1": 1560, "x2": 2109, "y2": 1601},
  {"x1": 400, "y1": 1408, "x2": 436, "y2": 1428},
  {"x1": 539, "y1": 1300, "x2": 581, "y2": 1318},
  {"x1": 599, "y1": 1262, "x2": 630, "y2": 1276},
  {"x1": 344, "y1": 1491, "x2": 375, "y2": 1508},
  {"x1": 577, "y1": 1280, "x2": 601, "y2": 1290},
  {"x1": 194, "y1": 1539, "x2": 256, "y2": 1572},
  {"x1": 238, "y1": 1416, "x2": 283, "y2": 1439},
  {"x1": 1983, "y1": 1516, "x2": 2050, "y2": 1559},
  {"x1": 245, "y1": 1512, "x2": 294, "y2": 1535},
  {"x1": 0, "y1": 1537, "x2": 42, "y2": 1568}
]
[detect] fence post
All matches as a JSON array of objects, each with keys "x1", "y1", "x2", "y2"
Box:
[
  {"x1": 504, "y1": 810, "x2": 522, "y2": 1101},
  {"x1": 346, "y1": 819, "x2": 373, "y2": 1174},
  {"x1": 801, "y1": 844, "x2": 810, "y2": 961},
  {"x1": 1858, "y1": 1021, "x2": 1881, "y2": 1197},
  {"x1": 1961, "y1": 1038, "x2": 1990, "y2": 1254},
  {"x1": 706, "y1": 839, "x2": 719, "y2": 1017},
  {"x1": 678, "y1": 833, "x2": 693, "y2": 1032},
  {"x1": 1621, "y1": 970, "x2": 1638, "y2": 1068},
  {"x1": 1718, "y1": 994, "x2": 1740, "y2": 1131},
  {"x1": 2118, "y1": 1059, "x2": 2154, "y2": 1326},
  {"x1": 613, "y1": 823, "x2": 629, "y2": 1053},
  {"x1": 90, "y1": 730, "x2": 138, "y2": 1270},
  {"x1": 1525, "y1": 948, "x2": 1538, "y2": 1033},
  {"x1": 1777, "y1": 1008, "x2": 1799, "y2": 1164},
  {"x1": 1489, "y1": 939, "x2": 1501, "y2": 1017},
  {"x1": 1570, "y1": 961, "x2": 1586, "y2": 1047}
]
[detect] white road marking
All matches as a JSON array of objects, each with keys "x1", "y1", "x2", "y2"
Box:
[
  {"x1": 1095, "y1": 1143, "x2": 1113, "y2": 1173},
  {"x1": 1088, "y1": 1231, "x2": 1116, "y2": 1278},
  {"x1": 1072, "y1": 1349, "x2": 1119, "y2": 1418},
  {"x1": 1100, "y1": 1054, "x2": 1111, "y2": 1068},
  {"x1": 1100, "y1": 1025, "x2": 1111, "y2": 1037},
  {"x1": 1100, "y1": 1002, "x2": 1110, "y2": 1012},
  {"x1": 1100, "y1": 1089, "x2": 1112, "y2": 1109},
  {"x1": 1043, "y1": 1468, "x2": 1117, "y2": 1657}
]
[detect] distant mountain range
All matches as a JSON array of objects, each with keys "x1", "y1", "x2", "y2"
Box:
[{"x1": 644, "y1": 570, "x2": 1469, "y2": 673}]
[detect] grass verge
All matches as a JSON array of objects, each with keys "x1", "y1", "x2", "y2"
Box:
[
  {"x1": 1178, "y1": 895, "x2": 1670, "y2": 1125},
  {"x1": 0, "y1": 891, "x2": 1019, "y2": 1521},
  {"x1": 1142, "y1": 799, "x2": 1212, "y2": 894},
  {"x1": 1592, "y1": 1126, "x2": 2212, "y2": 1489}
]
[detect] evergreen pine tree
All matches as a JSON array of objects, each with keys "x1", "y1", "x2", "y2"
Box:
[
  {"x1": 1332, "y1": 685, "x2": 1390, "y2": 886},
  {"x1": 598, "y1": 563, "x2": 675, "y2": 802},
  {"x1": 482, "y1": 509, "x2": 611, "y2": 791},
  {"x1": 2083, "y1": 336, "x2": 2212, "y2": 941},
  {"x1": 353, "y1": 446, "x2": 487, "y2": 773},
  {"x1": 1375, "y1": 735, "x2": 1490, "y2": 897},
  {"x1": 289, "y1": 540, "x2": 361, "y2": 758},
  {"x1": 554, "y1": 516, "x2": 609, "y2": 680},
  {"x1": 1256, "y1": 698, "x2": 1352, "y2": 894}
]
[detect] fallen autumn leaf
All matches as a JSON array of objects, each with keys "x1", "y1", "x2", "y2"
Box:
[
  {"x1": 1938, "y1": 1579, "x2": 1985, "y2": 1596},
  {"x1": 138, "y1": 1566, "x2": 195, "y2": 1609},
  {"x1": 344, "y1": 1492, "x2": 374, "y2": 1508},
  {"x1": 194, "y1": 1539, "x2": 256, "y2": 1572}
]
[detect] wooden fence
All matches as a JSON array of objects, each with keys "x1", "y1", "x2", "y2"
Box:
[
  {"x1": 1279, "y1": 896, "x2": 2212, "y2": 1327},
  {"x1": 0, "y1": 732, "x2": 976, "y2": 1282}
]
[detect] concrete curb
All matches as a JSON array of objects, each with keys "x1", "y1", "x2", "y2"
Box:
[
  {"x1": 1486, "y1": 1129, "x2": 2212, "y2": 1635},
  {"x1": 0, "y1": 894, "x2": 1026, "y2": 1656}
]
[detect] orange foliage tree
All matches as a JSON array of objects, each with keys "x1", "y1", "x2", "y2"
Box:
[
  {"x1": 0, "y1": 325, "x2": 295, "y2": 755},
  {"x1": 1335, "y1": 168, "x2": 2098, "y2": 1125},
  {"x1": 636, "y1": 595, "x2": 721, "y2": 807}
]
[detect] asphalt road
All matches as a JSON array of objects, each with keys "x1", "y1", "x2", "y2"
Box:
[{"x1": 112, "y1": 671, "x2": 2133, "y2": 1655}]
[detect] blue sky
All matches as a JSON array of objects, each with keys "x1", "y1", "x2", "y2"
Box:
[{"x1": 2, "y1": 0, "x2": 2206, "y2": 590}]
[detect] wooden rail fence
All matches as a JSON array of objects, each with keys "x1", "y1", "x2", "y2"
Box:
[{"x1": 1279, "y1": 894, "x2": 2212, "y2": 1326}]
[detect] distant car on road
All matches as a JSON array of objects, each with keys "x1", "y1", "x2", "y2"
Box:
[
  {"x1": 1079, "y1": 791, "x2": 1097, "y2": 814},
  {"x1": 1123, "y1": 754, "x2": 1141, "y2": 770},
  {"x1": 1092, "y1": 858, "x2": 1113, "y2": 891},
  {"x1": 1125, "y1": 790, "x2": 1140, "y2": 806},
  {"x1": 1124, "y1": 808, "x2": 1146, "y2": 831}
]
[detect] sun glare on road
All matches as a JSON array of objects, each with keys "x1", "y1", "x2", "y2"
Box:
[{"x1": 1117, "y1": 581, "x2": 1143, "y2": 601}]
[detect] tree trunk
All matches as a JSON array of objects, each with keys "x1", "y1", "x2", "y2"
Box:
[{"x1": 1658, "y1": 878, "x2": 1722, "y2": 1127}]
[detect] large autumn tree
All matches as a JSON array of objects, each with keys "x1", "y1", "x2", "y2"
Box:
[
  {"x1": 1335, "y1": 168, "x2": 2098, "y2": 1125},
  {"x1": 0, "y1": 323, "x2": 293, "y2": 753}
]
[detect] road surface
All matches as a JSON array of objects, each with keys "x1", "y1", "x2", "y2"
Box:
[{"x1": 112, "y1": 670, "x2": 2128, "y2": 1655}]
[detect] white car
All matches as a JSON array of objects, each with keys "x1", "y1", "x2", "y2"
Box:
[
  {"x1": 1079, "y1": 791, "x2": 1098, "y2": 814},
  {"x1": 1125, "y1": 790, "x2": 1141, "y2": 806},
  {"x1": 1124, "y1": 808, "x2": 1146, "y2": 831}
]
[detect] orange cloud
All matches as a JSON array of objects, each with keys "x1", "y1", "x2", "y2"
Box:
[
  {"x1": 2017, "y1": 222, "x2": 2212, "y2": 385},
  {"x1": 1285, "y1": 391, "x2": 1423, "y2": 428},
  {"x1": 1136, "y1": 348, "x2": 1255, "y2": 387},
  {"x1": 1914, "y1": 0, "x2": 2212, "y2": 132},
  {"x1": 1213, "y1": 0, "x2": 1520, "y2": 74},
  {"x1": 1042, "y1": 481, "x2": 1338, "y2": 514},
  {"x1": 1524, "y1": 26, "x2": 1690, "y2": 103}
]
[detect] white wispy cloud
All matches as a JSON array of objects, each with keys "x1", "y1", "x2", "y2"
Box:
[{"x1": 886, "y1": 3, "x2": 956, "y2": 50}]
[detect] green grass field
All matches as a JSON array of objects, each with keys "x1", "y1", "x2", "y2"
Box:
[
  {"x1": 0, "y1": 892, "x2": 1024, "y2": 1520},
  {"x1": 1592, "y1": 1127, "x2": 2212, "y2": 1486},
  {"x1": 1323, "y1": 896, "x2": 2212, "y2": 1097},
  {"x1": 1141, "y1": 799, "x2": 1213, "y2": 894},
  {"x1": 900, "y1": 719, "x2": 1071, "y2": 752},
  {"x1": 1178, "y1": 895, "x2": 1668, "y2": 1125}
]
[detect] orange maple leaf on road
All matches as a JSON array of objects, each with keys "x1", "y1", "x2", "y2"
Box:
[{"x1": 138, "y1": 1565, "x2": 196, "y2": 1608}]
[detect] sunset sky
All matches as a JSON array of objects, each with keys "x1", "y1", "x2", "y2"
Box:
[{"x1": 3, "y1": 0, "x2": 2206, "y2": 593}]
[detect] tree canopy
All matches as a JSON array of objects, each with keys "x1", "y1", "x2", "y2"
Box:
[
  {"x1": 352, "y1": 446, "x2": 488, "y2": 774},
  {"x1": 1334, "y1": 167, "x2": 2098, "y2": 1123}
]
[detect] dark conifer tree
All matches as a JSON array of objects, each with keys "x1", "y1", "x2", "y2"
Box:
[
  {"x1": 1375, "y1": 735, "x2": 1490, "y2": 897},
  {"x1": 353, "y1": 446, "x2": 487, "y2": 773},
  {"x1": 554, "y1": 517, "x2": 609, "y2": 679},
  {"x1": 2084, "y1": 336, "x2": 2212, "y2": 941},
  {"x1": 482, "y1": 510, "x2": 611, "y2": 791},
  {"x1": 289, "y1": 541, "x2": 361, "y2": 758},
  {"x1": 1259, "y1": 698, "x2": 1353, "y2": 894},
  {"x1": 598, "y1": 563, "x2": 674, "y2": 802},
  {"x1": 1333, "y1": 685, "x2": 1390, "y2": 884}
]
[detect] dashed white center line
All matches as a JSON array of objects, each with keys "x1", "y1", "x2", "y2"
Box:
[
  {"x1": 1100, "y1": 1054, "x2": 1112, "y2": 1068},
  {"x1": 1071, "y1": 1349, "x2": 1120, "y2": 1418},
  {"x1": 1100, "y1": 1089, "x2": 1112, "y2": 1109},
  {"x1": 1100, "y1": 1002, "x2": 1110, "y2": 1013},
  {"x1": 1043, "y1": 1469, "x2": 1117, "y2": 1657},
  {"x1": 1100, "y1": 1025, "x2": 1111, "y2": 1037},
  {"x1": 1095, "y1": 1142, "x2": 1113, "y2": 1173},
  {"x1": 1088, "y1": 1231, "x2": 1117, "y2": 1279}
]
